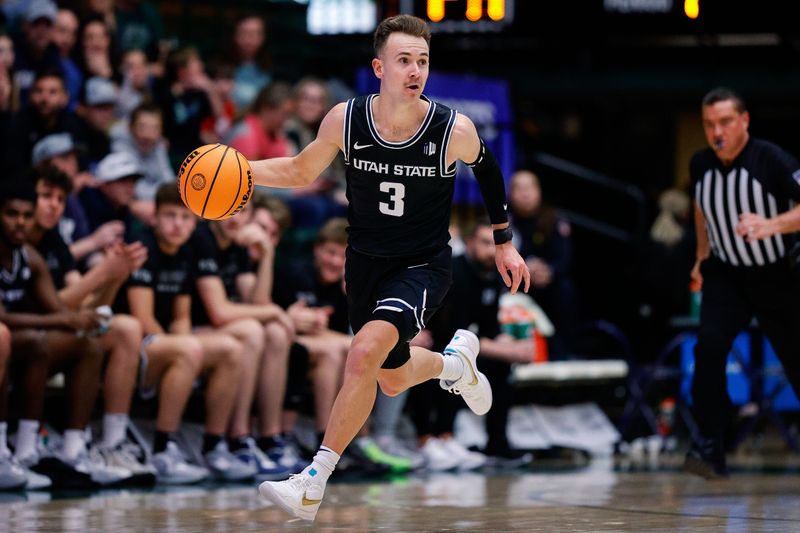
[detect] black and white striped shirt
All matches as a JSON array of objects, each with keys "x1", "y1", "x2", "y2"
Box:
[{"x1": 691, "y1": 138, "x2": 800, "y2": 267}]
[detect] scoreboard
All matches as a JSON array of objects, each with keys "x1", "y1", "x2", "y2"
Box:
[{"x1": 400, "y1": 0, "x2": 515, "y2": 32}]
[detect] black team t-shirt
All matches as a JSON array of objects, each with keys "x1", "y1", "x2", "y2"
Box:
[
  {"x1": 35, "y1": 228, "x2": 77, "y2": 291},
  {"x1": 123, "y1": 228, "x2": 194, "y2": 330},
  {"x1": 273, "y1": 260, "x2": 349, "y2": 334},
  {"x1": 190, "y1": 222, "x2": 257, "y2": 326}
]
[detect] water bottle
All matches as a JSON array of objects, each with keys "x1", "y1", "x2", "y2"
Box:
[
  {"x1": 657, "y1": 397, "x2": 675, "y2": 437},
  {"x1": 689, "y1": 280, "x2": 702, "y2": 321}
]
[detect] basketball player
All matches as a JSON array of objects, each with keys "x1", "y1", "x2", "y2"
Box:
[
  {"x1": 252, "y1": 15, "x2": 529, "y2": 520},
  {"x1": 29, "y1": 167, "x2": 156, "y2": 483},
  {"x1": 0, "y1": 181, "x2": 125, "y2": 489},
  {"x1": 124, "y1": 184, "x2": 255, "y2": 483},
  {"x1": 190, "y1": 201, "x2": 296, "y2": 481}
]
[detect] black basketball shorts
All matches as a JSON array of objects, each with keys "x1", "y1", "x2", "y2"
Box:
[{"x1": 345, "y1": 246, "x2": 453, "y2": 369}]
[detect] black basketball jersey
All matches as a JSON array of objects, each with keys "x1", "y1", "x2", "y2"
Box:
[
  {"x1": 343, "y1": 94, "x2": 458, "y2": 258},
  {"x1": 0, "y1": 247, "x2": 34, "y2": 312}
]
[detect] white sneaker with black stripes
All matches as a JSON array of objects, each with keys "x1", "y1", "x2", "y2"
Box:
[{"x1": 439, "y1": 329, "x2": 492, "y2": 416}]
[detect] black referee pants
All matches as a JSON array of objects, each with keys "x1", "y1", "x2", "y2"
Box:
[{"x1": 692, "y1": 257, "x2": 800, "y2": 444}]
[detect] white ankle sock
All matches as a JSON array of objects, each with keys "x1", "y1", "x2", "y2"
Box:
[
  {"x1": 62, "y1": 429, "x2": 87, "y2": 461},
  {"x1": 436, "y1": 352, "x2": 464, "y2": 381},
  {"x1": 14, "y1": 419, "x2": 39, "y2": 460},
  {"x1": 103, "y1": 414, "x2": 129, "y2": 448},
  {"x1": 306, "y1": 445, "x2": 339, "y2": 483}
]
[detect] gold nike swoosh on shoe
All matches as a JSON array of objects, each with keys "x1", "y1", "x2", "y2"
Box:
[
  {"x1": 464, "y1": 356, "x2": 479, "y2": 386},
  {"x1": 302, "y1": 492, "x2": 322, "y2": 506},
  {"x1": 450, "y1": 348, "x2": 479, "y2": 386},
  {"x1": 468, "y1": 366, "x2": 478, "y2": 385}
]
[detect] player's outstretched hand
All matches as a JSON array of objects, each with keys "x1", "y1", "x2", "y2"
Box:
[{"x1": 495, "y1": 243, "x2": 530, "y2": 294}]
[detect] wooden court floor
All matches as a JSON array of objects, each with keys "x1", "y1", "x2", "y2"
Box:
[{"x1": 1, "y1": 458, "x2": 799, "y2": 532}]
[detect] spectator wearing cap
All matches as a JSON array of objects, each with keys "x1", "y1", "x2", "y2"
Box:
[
  {"x1": 33, "y1": 134, "x2": 128, "y2": 263},
  {"x1": 79, "y1": 152, "x2": 147, "y2": 243},
  {"x1": 111, "y1": 102, "x2": 174, "y2": 224},
  {"x1": 76, "y1": 76, "x2": 117, "y2": 167},
  {"x1": 31, "y1": 133, "x2": 95, "y2": 250},
  {"x1": 3, "y1": 70, "x2": 80, "y2": 176},
  {"x1": 52, "y1": 8, "x2": 83, "y2": 112},
  {"x1": 11, "y1": 0, "x2": 62, "y2": 102}
]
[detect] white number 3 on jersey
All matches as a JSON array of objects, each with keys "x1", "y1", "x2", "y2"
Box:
[{"x1": 379, "y1": 181, "x2": 405, "y2": 217}]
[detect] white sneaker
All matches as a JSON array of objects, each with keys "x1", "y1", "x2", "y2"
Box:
[
  {"x1": 234, "y1": 438, "x2": 293, "y2": 481},
  {"x1": 71, "y1": 448, "x2": 134, "y2": 485},
  {"x1": 101, "y1": 442, "x2": 157, "y2": 483},
  {"x1": 14, "y1": 451, "x2": 52, "y2": 490},
  {"x1": 440, "y1": 438, "x2": 486, "y2": 471},
  {"x1": 0, "y1": 451, "x2": 27, "y2": 489},
  {"x1": 22, "y1": 466, "x2": 52, "y2": 490},
  {"x1": 258, "y1": 467, "x2": 327, "y2": 521},
  {"x1": 419, "y1": 438, "x2": 459, "y2": 472},
  {"x1": 203, "y1": 440, "x2": 257, "y2": 481},
  {"x1": 439, "y1": 329, "x2": 492, "y2": 415},
  {"x1": 152, "y1": 442, "x2": 209, "y2": 485}
]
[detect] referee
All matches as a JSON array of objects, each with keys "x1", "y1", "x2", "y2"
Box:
[{"x1": 686, "y1": 87, "x2": 800, "y2": 479}]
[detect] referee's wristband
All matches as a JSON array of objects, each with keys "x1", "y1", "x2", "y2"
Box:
[{"x1": 493, "y1": 227, "x2": 513, "y2": 245}]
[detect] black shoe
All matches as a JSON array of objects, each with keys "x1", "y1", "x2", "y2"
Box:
[
  {"x1": 32, "y1": 456, "x2": 96, "y2": 490},
  {"x1": 472, "y1": 444, "x2": 533, "y2": 469},
  {"x1": 279, "y1": 433, "x2": 314, "y2": 462},
  {"x1": 337, "y1": 445, "x2": 392, "y2": 478},
  {"x1": 684, "y1": 440, "x2": 729, "y2": 480}
]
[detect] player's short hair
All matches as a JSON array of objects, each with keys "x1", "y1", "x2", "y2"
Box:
[
  {"x1": 252, "y1": 81, "x2": 293, "y2": 113},
  {"x1": 155, "y1": 183, "x2": 184, "y2": 210},
  {"x1": 374, "y1": 15, "x2": 431, "y2": 57},
  {"x1": 316, "y1": 217, "x2": 348, "y2": 246},
  {"x1": 34, "y1": 166, "x2": 73, "y2": 195},
  {"x1": 251, "y1": 191, "x2": 291, "y2": 232},
  {"x1": 702, "y1": 87, "x2": 747, "y2": 114}
]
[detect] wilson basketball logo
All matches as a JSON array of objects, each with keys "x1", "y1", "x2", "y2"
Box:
[
  {"x1": 178, "y1": 149, "x2": 200, "y2": 177},
  {"x1": 191, "y1": 173, "x2": 207, "y2": 191},
  {"x1": 230, "y1": 169, "x2": 254, "y2": 216}
]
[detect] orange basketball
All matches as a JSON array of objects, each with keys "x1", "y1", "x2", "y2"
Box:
[{"x1": 177, "y1": 144, "x2": 254, "y2": 220}]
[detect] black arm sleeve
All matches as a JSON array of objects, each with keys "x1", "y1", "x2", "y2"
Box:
[{"x1": 468, "y1": 139, "x2": 509, "y2": 225}]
